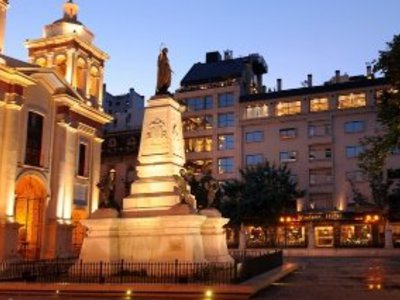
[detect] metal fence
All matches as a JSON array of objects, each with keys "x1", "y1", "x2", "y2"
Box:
[{"x1": 0, "y1": 251, "x2": 283, "y2": 285}]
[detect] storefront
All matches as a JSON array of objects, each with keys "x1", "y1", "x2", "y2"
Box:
[{"x1": 226, "y1": 211, "x2": 391, "y2": 249}]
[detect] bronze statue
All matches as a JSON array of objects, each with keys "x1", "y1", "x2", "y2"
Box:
[
  {"x1": 97, "y1": 169, "x2": 120, "y2": 211},
  {"x1": 156, "y1": 47, "x2": 172, "y2": 95},
  {"x1": 173, "y1": 169, "x2": 197, "y2": 210}
]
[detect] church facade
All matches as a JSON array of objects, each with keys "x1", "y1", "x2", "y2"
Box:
[{"x1": 0, "y1": 0, "x2": 111, "y2": 260}]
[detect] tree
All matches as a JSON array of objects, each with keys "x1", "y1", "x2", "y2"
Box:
[
  {"x1": 357, "y1": 34, "x2": 400, "y2": 212},
  {"x1": 219, "y1": 161, "x2": 304, "y2": 227}
]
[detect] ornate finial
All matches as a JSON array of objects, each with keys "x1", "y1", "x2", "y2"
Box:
[{"x1": 63, "y1": 0, "x2": 79, "y2": 21}]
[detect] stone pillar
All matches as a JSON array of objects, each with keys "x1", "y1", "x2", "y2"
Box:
[
  {"x1": 239, "y1": 224, "x2": 246, "y2": 250},
  {"x1": 385, "y1": 221, "x2": 394, "y2": 249},
  {"x1": 97, "y1": 66, "x2": 104, "y2": 107},
  {"x1": 85, "y1": 59, "x2": 92, "y2": 99},
  {"x1": 46, "y1": 52, "x2": 54, "y2": 68},
  {"x1": 0, "y1": 95, "x2": 22, "y2": 219},
  {"x1": 90, "y1": 137, "x2": 103, "y2": 213},
  {"x1": 65, "y1": 49, "x2": 76, "y2": 85},
  {"x1": 308, "y1": 223, "x2": 315, "y2": 249},
  {"x1": 0, "y1": 1, "x2": 8, "y2": 54}
]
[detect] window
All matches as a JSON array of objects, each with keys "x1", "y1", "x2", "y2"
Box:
[
  {"x1": 186, "y1": 159, "x2": 212, "y2": 175},
  {"x1": 280, "y1": 151, "x2": 297, "y2": 162},
  {"x1": 218, "y1": 113, "x2": 235, "y2": 128},
  {"x1": 183, "y1": 115, "x2": 213, "y2": 131},
  {"x1": 310, "y1": 97, "x2": 329, "y2": 112},
  {"x1": 276, "y1": 101, "x2": 301, "y2": 116},
  {"x1": 308, "y1": 121, "x2": 331, "y2": 137},
  {"x1": 280, "y1": 128, "x2": 297, "y2": 140},
  {"x1": 245, "y1": 104, "x2": 268, "y2": 119},
  {"x1": 245, "y1": 131, "x2": 263, "y2": 143},
  {"x1": 77, "y1": 143, "x2": 88, "y2": 177},
  {"x1": 218, "y1": 93, "x2": 235, "y2": 108},
  {"x1": 246, "y1": 154, "x2": 263, "y2": 166},
  {"x1": 186, "y1": 96, "x2": 213, "y2": 111},
  {"x1": 218, "y1": 157, "x2": 234, "y2": 174},
  {"x1": 218, "y1": 134, "x2": 234, "y2": 150},
  {"x1": 185, "y1": 137, "x2": 212, "y2": 153},
  {"x1": 309, "y1": 169, "x2": 332, "y2": 186},
  {"x1": 391, "y1": 146, "x2": 400, "y2": 155},
  {"x1": 346, "y1": 146, "x2": 364, "y2": 158},
  {"x1": 338, "y1": 93, "x2": 366, "y2": 109},
  {"x1": 309, "y1": 145, "x2": 332, "y2": 160},
  {"x1": 25, "y1": 112, "x2": 44, "y2": 167},
  {"x1": 310, "y1": 194, "x2": 333, "y2": 211},
  {"x1": 345, "y1": 121, "x2": 365, "y2": 133}
]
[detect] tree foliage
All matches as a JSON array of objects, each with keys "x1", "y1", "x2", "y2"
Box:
[
  {"x1": 357, "y1": 34, "x2": 400, "y2": 212},
  {"x1": 219, "y1": 161, "x2": 304, "y2": 227}
]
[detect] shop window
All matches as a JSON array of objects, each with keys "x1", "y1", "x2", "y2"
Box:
[
  {"x1": 345, "y1": 120, "x2": 365, "y2": 133},
  {"x1": 340, "y1": 224, "x2": 372, "y2": 246},
  {"x1": 246, "y1": 154, "x2": 264, "y2": 166},
  {"x1": 310, "y1": 97, "x2": 329, "y2": 112},
  {"x1": 246, "y1": 226, "x2": 267, "y2": 248},
  {"x1": 218, "y1": 93, "x2": 235, "y2": 108},
  {"x1": 245, "y1": 130, "x2": 263, "y2": 143},
  {"x1": 280, "y1": 128, "x2": 297, "y2": 140},
  {"x1": 276, "y1": 100, "x2": 301, "y2": 116},
  {"x1": 338, "y1": 93, "x2": 366, "y2": 109},
  {"x1": 25, "y1": 112, "x2": 44, "y2": 167},
  {"x1": 276, "y1": 225, "x2": 306, "y2": 247},
  {"x1": 314, "y1": 226, "x2": 334, "y2": 247},
  {"x1": 218, "y1": 134, "x2": 234, "y2": 150},
  {"x1": 393, "y1": 225, "x2": 400, "y2": 247},
  {"x1": 218, "y1": 157, "x2": 234, "y2": 174}
]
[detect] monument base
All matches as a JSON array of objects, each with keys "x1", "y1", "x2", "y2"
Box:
[{"x1": 79, "y1": 211, "x2": 233, "y2": 263}]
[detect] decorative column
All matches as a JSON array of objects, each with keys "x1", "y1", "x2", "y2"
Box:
[
  {"x1": 65, "y1": 48, "x2": 76, "y2": 85},
  {"x1": 0, "y1": 93, "x2": 23, "y2": 260},
  {"x1": 97, "y1": 66, "x2": 104, "y2": 107},
  {"x1": 46, "y1": 52, "x2": 54, "y2": 68},
  {"x1": 85, "y1": 59, "x2": 92, "y2": 99},
  {"x1": 45, "y1": 120, "x2": 76, "y2": 258},
  {"x1": 90, "y1": 137, "x2": 102, "y2": 213}
]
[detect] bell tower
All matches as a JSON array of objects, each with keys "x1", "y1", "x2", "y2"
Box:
[
  {"x1": 25, "y1": 0, "x2": 109, "y2": 108},
  {"x1": 0, "y1": 0, "x2": 9, "y2": 53}
]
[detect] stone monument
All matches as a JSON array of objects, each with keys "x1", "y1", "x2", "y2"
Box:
[{"x1": 79, "y1": 49, "x2": 232, "y2": 263}]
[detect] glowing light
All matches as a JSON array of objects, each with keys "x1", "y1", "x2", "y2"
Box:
[
  {"x1": 56, "y1": 290, "x2": 60, "y2": 294},
  {"x1": 376, "y1": 284, "x2": 382, "y2": 290},
  {"x1": 286, "y1": 217, "x2": 292, "y2": 222},
  {"x1": 279, "y1": 217, "x2": 285, "y2": 223},
  {"x1": 205, "y1": 289, "x2": 213, "y2": 298},
  {"x1": 126, "y1": 290, "x2": 132, "y2": 296},
  {"x1": 368, "y1": 284, "x2": 373, "y2": 290},
  {"x1": 373, "y1": 215, "x2": 380, "y2": 221},
  {"x1": 366, "y1": 215, "x2": 372, "y2": 222}
]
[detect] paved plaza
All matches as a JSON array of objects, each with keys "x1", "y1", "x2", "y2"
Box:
[{"x1": 254, "y1": 257, "x2": 400, "y2": 300}]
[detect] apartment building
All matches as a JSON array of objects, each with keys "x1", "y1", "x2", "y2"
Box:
[{"x1": 177, "y1": 51, "x2": 400, "y2": 248}]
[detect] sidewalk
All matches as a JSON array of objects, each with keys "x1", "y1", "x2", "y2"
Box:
[{"x1": 0, "y1": 263, "x2": 299, "y2": 299}]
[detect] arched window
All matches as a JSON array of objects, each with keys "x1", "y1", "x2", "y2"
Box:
[
  {"x1": 54, "y1": 54, "x2": 67, "y2": 78},
  {"x1": 76, "y1": 57, "x2": 86, "y2": 92},
  {"x1": 25, "y1": 112, "x2": 44, "y2": 167},
  {"x1": 35, "y1": 57, "x2": 47, "y2": 68},
  {"x1": 89, "y1": 66, "x2": 100, "y2": 98}
]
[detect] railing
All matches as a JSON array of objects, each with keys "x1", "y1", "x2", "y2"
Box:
[{"x1": 0, "y1": 251, "x2": 283, "y2": 285}]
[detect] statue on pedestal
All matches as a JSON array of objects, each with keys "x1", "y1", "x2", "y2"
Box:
[
  {"x1": 173, "y1": 169, "x2": 197, "y2": 211},
  {"x1": 156, "y1": 47, "x2": 172, "y2": 95},
  {"x1": 97, "y1": 169, "x2": 120, "y2": 211}
]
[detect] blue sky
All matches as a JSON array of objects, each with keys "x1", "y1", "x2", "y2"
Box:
[{"x1": 5, "y1": 0, "x2": 400, "y2": 98}]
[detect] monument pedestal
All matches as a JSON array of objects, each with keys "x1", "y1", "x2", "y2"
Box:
[
  {"x1": 0, "y1": 220, "x2": 20, "y2": 261},
  {"x1": 79, "y1": 95, "x2": 232, "y2": 264}
]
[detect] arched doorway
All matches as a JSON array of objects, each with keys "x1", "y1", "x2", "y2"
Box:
[{"x1": 15, "y1": 175, "x2": 47, "y2": 260}]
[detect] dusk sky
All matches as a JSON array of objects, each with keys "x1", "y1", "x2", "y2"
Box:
[{"x1": 5, "y1": 0, "x2": 400, "y2": 99}]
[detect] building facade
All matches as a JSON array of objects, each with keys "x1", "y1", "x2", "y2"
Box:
[
  {"x1": 0, "y1": 0, "x2": 111, "y2": 260},
  {"x1": 176, "y1": 51, "x2": 400, "y2": 248}
]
